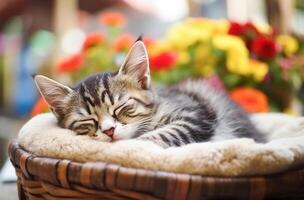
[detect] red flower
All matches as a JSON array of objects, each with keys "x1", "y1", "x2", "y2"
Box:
[
  {"x1": 228, "y1": 22, "x2": 244, "y2": 36},
  {"x1": 99, "y1": 11, "x2": 125, "y2": 27},
  {"x1": 113, "y1": 33, "x2": 135, "y2": 52},
  {"x1": 251, "y1": 36, "x2": 278, "y2": 60},
  {"x1": 228, "y1": 22, "x2": 259, "y2": 37},
  {"x1": 150, "y1": 52, "x2": 178, "y2": 71},
  {"x1": 143, "y1": 36, "x2": 155, "y2": 47},
  {"x1": 56, "y1": 54, "x2": 84, "y2": 73},
  {"x1": 83, "y1": 32, "x2": 105, "y2": 51},
  {"x1": 31, "y1": 97, "x2": 49, "y2": 116},
  {"x1": 230, "y1": 87, "x2": 269, "y2": 113},
  {"x1": 228, "y1": 22, "x2": 260, "y2": 48},
  {"x1": 243, "y1": 22, "x2": 259, "y2": 37}
]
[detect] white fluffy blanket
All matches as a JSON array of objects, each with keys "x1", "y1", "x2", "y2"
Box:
[{"x1": 18, "y1": 113, "x2": 304, "y2": 176}]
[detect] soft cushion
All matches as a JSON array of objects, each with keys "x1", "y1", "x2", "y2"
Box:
[{"x1": 18, "y1": 113, "x2": 304, "y2": 176}]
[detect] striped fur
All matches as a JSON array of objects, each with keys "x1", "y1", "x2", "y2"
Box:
[{"x1": 34, "y1": 41, "x2": 265, "y2": 148}]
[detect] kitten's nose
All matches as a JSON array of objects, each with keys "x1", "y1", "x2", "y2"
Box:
[{"x1": 103, "y1": 127, "x2": 115, "y2": 138}]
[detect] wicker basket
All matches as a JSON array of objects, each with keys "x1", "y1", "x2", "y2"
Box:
[{"x1": 8, "y1": 140, "x2": 304, "y2": 200}]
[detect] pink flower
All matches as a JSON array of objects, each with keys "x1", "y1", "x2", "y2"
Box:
[{"x1": 202, "y1": 75, "x2": 225, "y2": 91}]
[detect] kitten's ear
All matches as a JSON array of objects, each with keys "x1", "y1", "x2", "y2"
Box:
[
  {"x1": 33, "y1": 75, "x2": 73, "y2": 116},
  {"x1": 118, "y1": 41, "x2": 150, "y2": 89}
]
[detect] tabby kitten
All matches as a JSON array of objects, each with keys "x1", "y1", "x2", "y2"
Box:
[{"x1": 34, "y1": 41, "x2": 265, "y2": 148}]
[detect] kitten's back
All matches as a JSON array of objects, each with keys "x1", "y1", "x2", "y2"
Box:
[{"x1": 159, "y1": 80, "x2": 265, "y2": 143}]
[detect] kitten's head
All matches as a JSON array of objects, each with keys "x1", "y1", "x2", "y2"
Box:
[{"x1": 34, "y1": 41, "x2": 154, "y2": 141}]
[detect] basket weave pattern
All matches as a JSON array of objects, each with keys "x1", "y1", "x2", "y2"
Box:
[{"x1": 8, "y1": 141, "x2": 304, "y2": 200}]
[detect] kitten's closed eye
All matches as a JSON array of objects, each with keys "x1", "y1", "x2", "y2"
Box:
[
  {"x1": 112, "y1": 98, "x2": 138, "y2": 117},
  {"x1": 114, "y1": 100, "x2": 151, "y2": 124},
  {"x1": 119, "y1": 105, "x2": 135, "y2": 116},
  {"x1": 70, "y1": 119, "x2": 97, "y2": 136}
]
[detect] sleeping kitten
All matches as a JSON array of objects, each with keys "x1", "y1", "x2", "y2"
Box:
[{"x1": 34, "y1": 41, "x2": 265, "y2": 148}]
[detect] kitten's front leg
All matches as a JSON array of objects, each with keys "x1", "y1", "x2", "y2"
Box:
[
  {"x1": 136, "y1": 122, "x2": 196, "y2": 148},
  {"x1": 137, "y1": 129, "x2": 172, "y2": 148}
]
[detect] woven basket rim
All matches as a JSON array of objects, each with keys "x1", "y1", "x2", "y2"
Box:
[
  {"x1": 8, "y1": 140, "x2": 304, "y2": 178},
  {"x1": 8, "y1": 140, "x2": 304, "y2": 199}
]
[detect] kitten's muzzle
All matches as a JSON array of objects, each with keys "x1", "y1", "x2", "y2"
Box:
[{"x1": 103, "y1": 127, "x2": 115, "y2": 139}]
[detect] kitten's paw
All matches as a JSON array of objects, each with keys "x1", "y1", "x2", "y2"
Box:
[{"x1": 91, "y1": 133, "x2": 111, "y2": 142}]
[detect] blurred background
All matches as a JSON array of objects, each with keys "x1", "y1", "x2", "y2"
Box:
[{"x1": 0, "y1": 0, "x2": 304, "y2": 198}]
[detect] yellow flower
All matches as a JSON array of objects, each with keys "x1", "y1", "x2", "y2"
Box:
[
  {"x1": 166, "y1": 22, "x2": 211, "y2": 50},
  {"x1": 255, "y1": 23, "x2": 272, "y2": 34},
  {"x1": 213, "y1": 19, "x2": 229, "y2": 34},
  {"x1": 185, "y1": 18, "x2": 229, "y2": 35},
  {"x1": 276, "y1": 35, "x2": 299, "y2": 55},
  {"x1": 166, "y1": 23, "x2": 191, "y2": 50},
  {"x1": 184, "y1": 18, "x2": 214, "y2": 32},
  {"x1": 165, "y1": 18, "x2": 231, "y2": 51},
  {"x1": 177, "y1": 51, "x2": 190, "y2": 64},
  {"x1": 194, "y1": 44, "x2": 217, "y2": 76},
  {"x1": 148, "y1": 40, "x2": 171, "y2": 55},
  {"x1": 197, "y1": 64, "x2": 215, "y2": 76},
  {"x1": 213, "y1": 35, "x2": 250, "y2": 75},
  {"x1": 283, "y1": 108, "x2": 299, "y2": 116},
  {"x1": 195, "y1": 44, "x2": 211, "y2": 60},
  {"x1": 248, "y1": 59, "x2": 268, "y2": 81}
]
